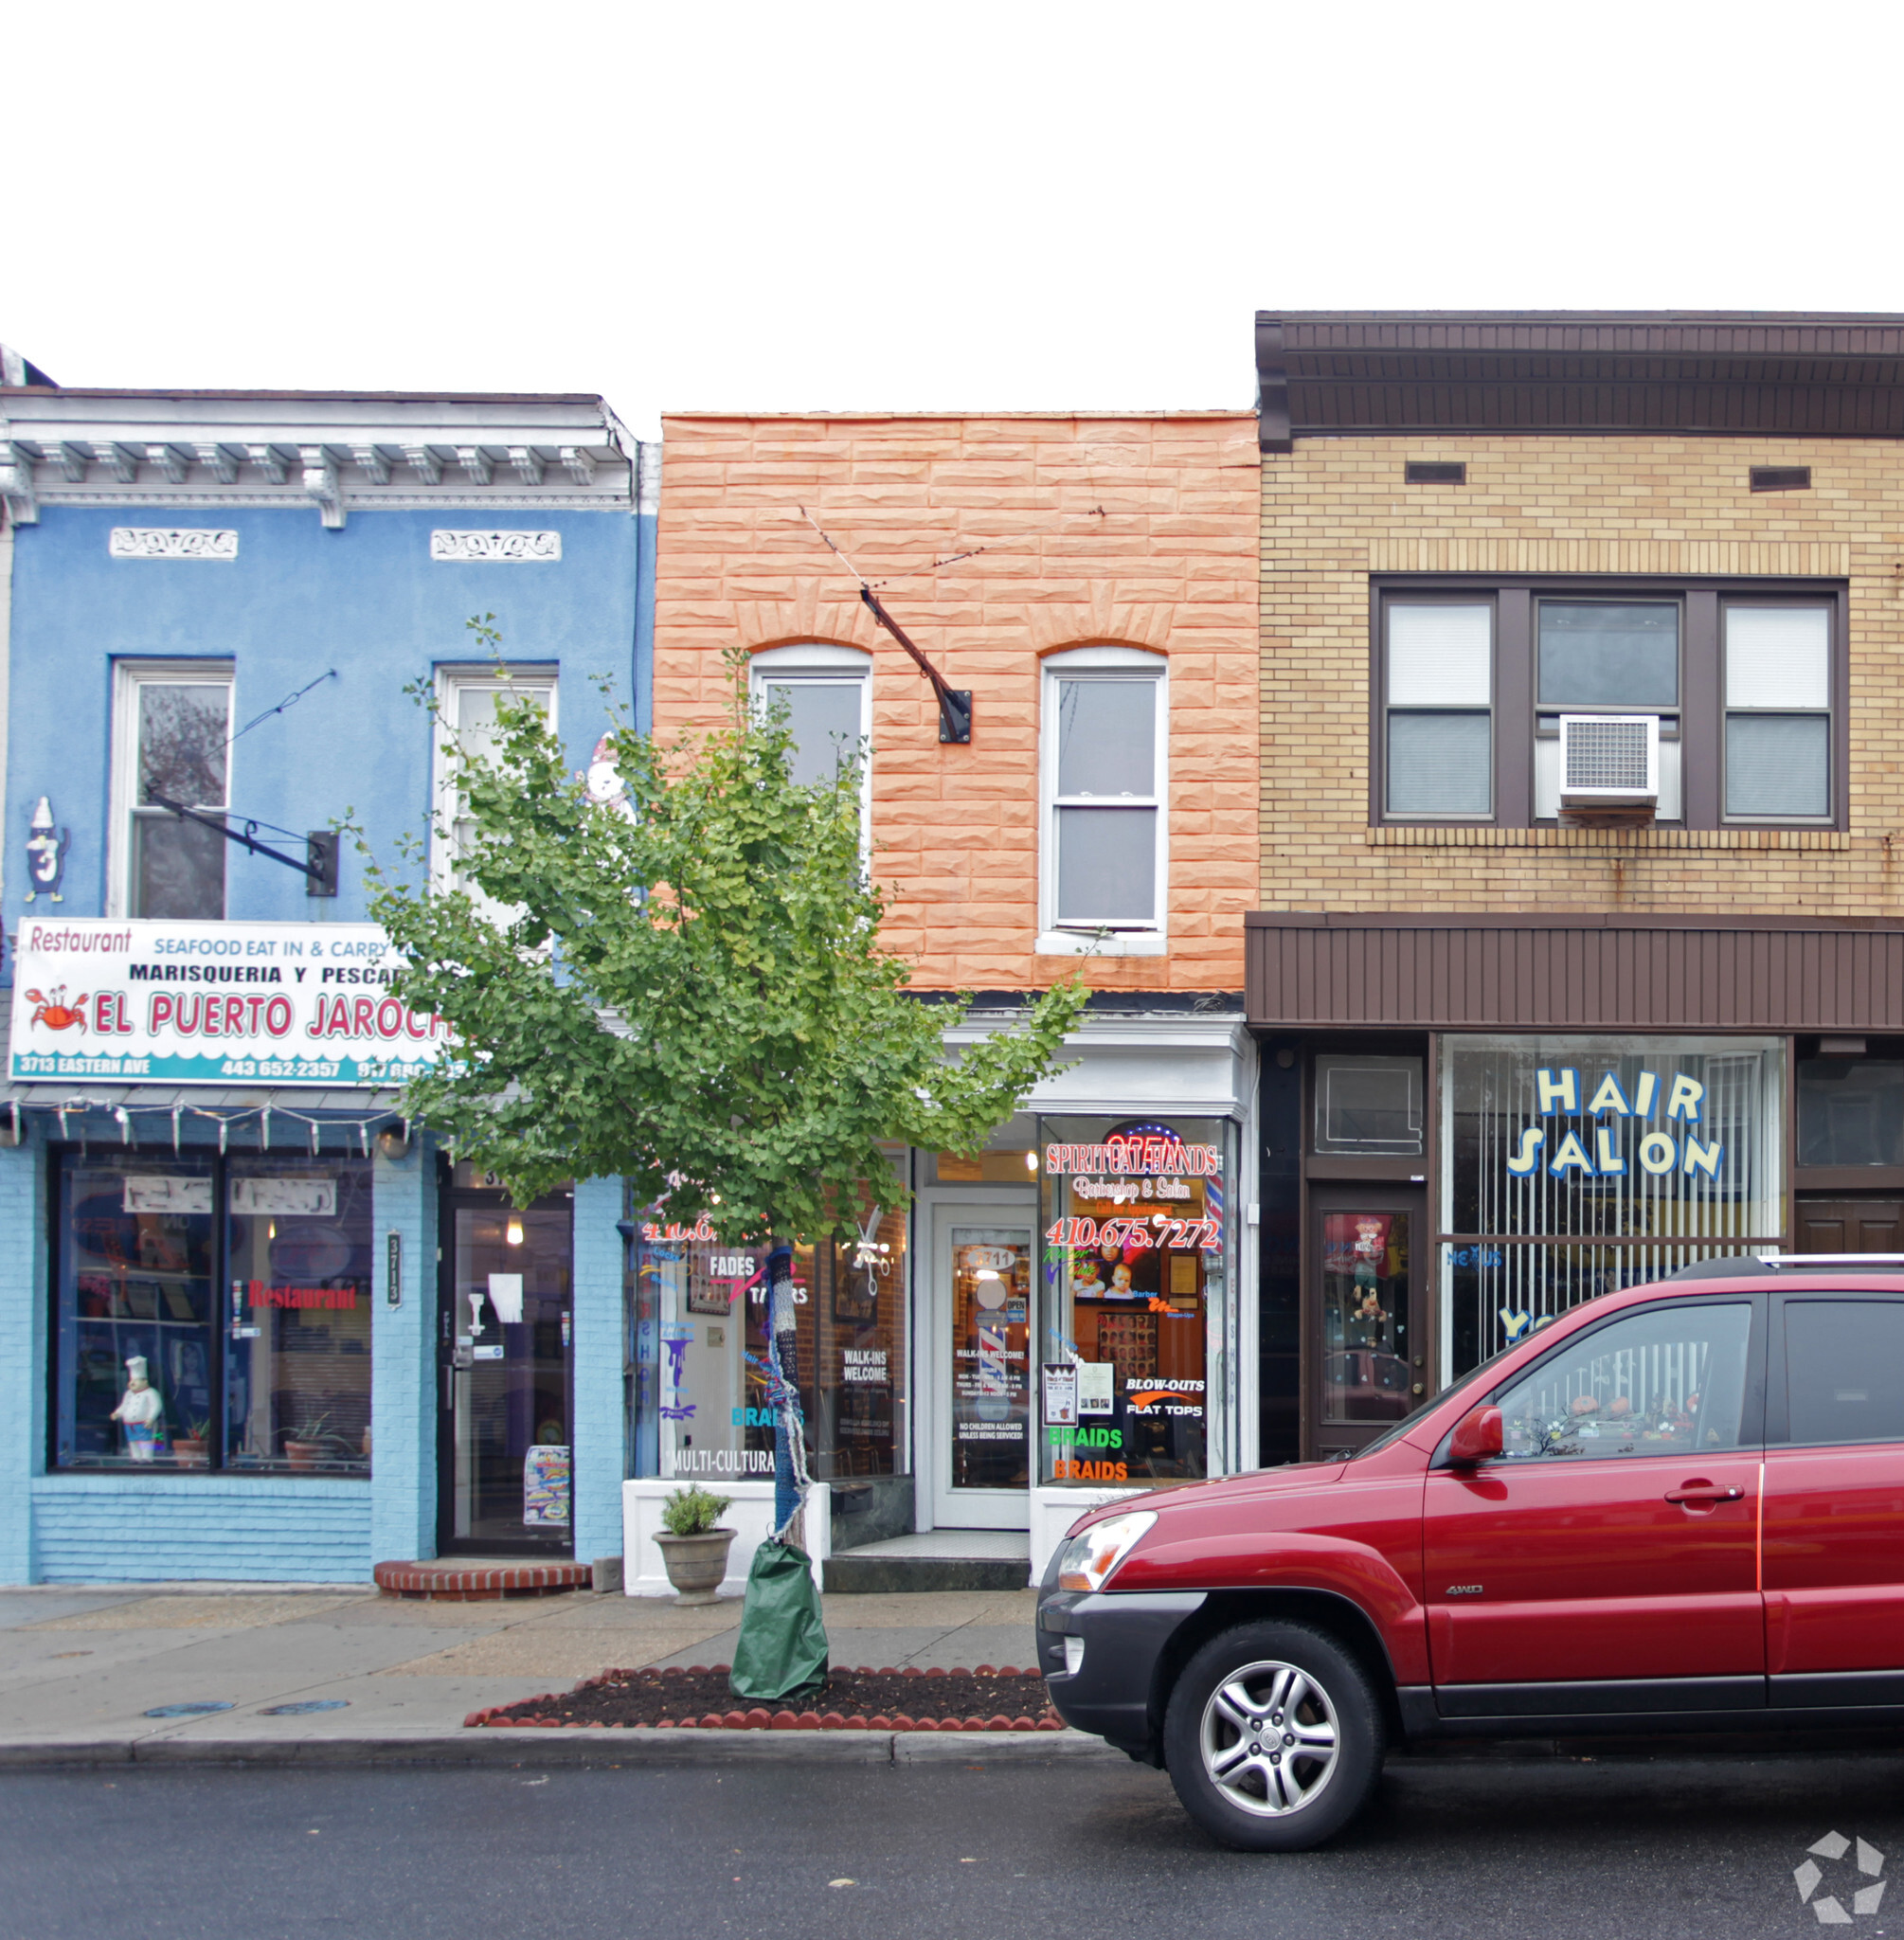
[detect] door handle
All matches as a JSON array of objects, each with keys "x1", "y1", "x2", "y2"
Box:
[{"x1": 1664, "y1": 1483, "x2": 1744, "y2": 1506}]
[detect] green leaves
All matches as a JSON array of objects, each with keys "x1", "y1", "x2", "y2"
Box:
[{"x1": 356, "y1": 636, "x2": 1087, "y2": 1238}]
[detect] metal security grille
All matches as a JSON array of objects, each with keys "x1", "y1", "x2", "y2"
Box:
[{"x1": 1564, "y1": 716, "x2": 1651, "y2": 791}]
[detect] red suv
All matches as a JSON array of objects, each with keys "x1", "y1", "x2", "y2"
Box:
[{"x1": 1038, "y1": 1259, "x2": 1904, "y2": 1849}]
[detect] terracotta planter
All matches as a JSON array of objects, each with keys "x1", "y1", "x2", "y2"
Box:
[
  {"x1": 654, "y1": 1529, "x2": 737, "y2": 1605},
  {"x1": 283, "y1": 1440, "x2": 326, "y2": 1471},
  {"x1": 172, "y1": 1438, "x2": 208, "y2": 1468}
]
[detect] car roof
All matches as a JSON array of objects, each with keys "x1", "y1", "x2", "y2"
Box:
[{"x1": 1572, "y1": 1263, "x2": 1904, "y2": 1316}]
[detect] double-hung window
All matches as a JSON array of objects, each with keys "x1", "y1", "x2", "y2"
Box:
[
  {"x1": 1534, "y1": 600, "x2": 1682, "y2": 820},
  {"x1": 111, "y1": 661, "x2": 233, "y2": 919},
  {"x1": 1383, "y1": 604, "x2": 1492, "y2": 817},
  {"x1": 1041, "y1": 647, "x2": 1167, "y2": 946},
  {"x1": 1724, "y1": 603, "x2": 1831, "y2": 819},
  {"x1": 432, "y1": 667, "x2": 558, "y2": 914},
  {"x1": 1374, "y1": 584, "x2": 1843, "y2": 830},
  {"x1": 748, "y1": 643, "x2": 872, "y2": 816}
]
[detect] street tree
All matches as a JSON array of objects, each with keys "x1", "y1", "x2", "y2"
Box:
[{"x1": 355, "y1": 622, "x2": 1087, "y2": 1659}]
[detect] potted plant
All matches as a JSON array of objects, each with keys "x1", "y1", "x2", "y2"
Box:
[
  {"x1": 172, "y1": 1415, "x2": 210, "y2": 1468},
  {"x1": 653, "y1": 1485, "x2": 735, "y2": 1605},
  {"x1": 283, "y1": 1412, "x2": 331, "y2": 1470}
]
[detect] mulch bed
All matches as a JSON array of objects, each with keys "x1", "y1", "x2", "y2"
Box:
[{"x1": 466, "y1": 1663, "x2": 1062, "y2": 1732}]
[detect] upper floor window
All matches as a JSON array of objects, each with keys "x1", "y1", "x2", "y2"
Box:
[
  {"x1": 1041, "y1": 647, "x2": 1167, "y2": 938},
  {"x1": 749, "y1": 644, "x2": 871, "y2": 813},
  {"x1": 1374, "y1": 584, "x2": 1843, "y2": 830},
  {"x1": 432, "y1": 667, "x2": 558, "y2": 910},
  {"x1": 111, "y1": 661, "x2": 232, "y2": 919},
  {"x1": 1725, "y1": 604, "x2": 1830, "y2": 819},
  {"x1": 1384, "y1": 603, "x2": 1492, "y2": 817}
]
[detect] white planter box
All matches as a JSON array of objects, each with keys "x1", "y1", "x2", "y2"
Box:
[
  {"x1": 1030, "y1": 1484, "x2": 1142, "y2": 1579},
  {"x1": 621, "y1": 1480, "x2": 831, "y2": 1599}
]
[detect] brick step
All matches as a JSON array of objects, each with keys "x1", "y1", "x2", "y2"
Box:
[{"x1": 374, "y1": 1558, "x2": 592, "y2": 1601}]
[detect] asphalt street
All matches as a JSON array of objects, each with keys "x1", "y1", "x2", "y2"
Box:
[{"x1": 5, "y1": 1749, "x2": 1902, "y2": 1938}]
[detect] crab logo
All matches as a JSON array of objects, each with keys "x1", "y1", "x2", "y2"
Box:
[
  {"x1": 1796, "y1": 1831, "x2": 1885, "y2": 1923},
  {"x1": 25, "y1": 986, "x2": 87, "y2": 1033}
]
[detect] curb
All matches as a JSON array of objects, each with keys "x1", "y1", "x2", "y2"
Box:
[{"x1": 0, "y1": 1727, "x2": 1124, "y2": 1770}]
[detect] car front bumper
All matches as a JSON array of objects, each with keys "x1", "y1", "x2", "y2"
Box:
[{"x1": 1036, "y1": 1582, "x2": 1207, "y2": 1759}]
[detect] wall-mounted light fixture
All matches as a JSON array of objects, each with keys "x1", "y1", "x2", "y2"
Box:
[{"x1": 506, "y1": 1214, "x2": 525, "y2": 1247}]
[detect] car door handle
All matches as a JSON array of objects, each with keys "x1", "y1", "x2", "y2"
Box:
[{"x1": 1664, "y1": 1483, "x2": 1744, "y2": 1505}]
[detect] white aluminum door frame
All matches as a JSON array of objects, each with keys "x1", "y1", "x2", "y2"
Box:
[{"x1": 919, "y1": 1192, "x2": 1037, "y2": 1532}]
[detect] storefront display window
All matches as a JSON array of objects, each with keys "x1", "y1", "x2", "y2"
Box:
[
  {"x1": 1441, "y1": 1034, "x2": 1784, "y2": 1379},
  {"x1": 53, "y1": 1150, "x2": 372, "y2": 1473},
  {"x1": 1036, "y1": 1116, "x2": 1234, "y2": 1487},
  {"x1": 632, "y1": 1193, "x2": 909, "y2": 1484}
]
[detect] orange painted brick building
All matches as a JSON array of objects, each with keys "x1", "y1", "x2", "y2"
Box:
[
  {"x1": 648, "y1": 413, "x2": 1265, "y2": 1561},
  {"x1": 653, "y1": 411, "x2": 1260, "y2": 994}
]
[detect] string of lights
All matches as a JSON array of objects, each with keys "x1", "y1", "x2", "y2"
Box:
[{"x1": 9, "y1": 1096, "x2": 408, "y2": 1157}]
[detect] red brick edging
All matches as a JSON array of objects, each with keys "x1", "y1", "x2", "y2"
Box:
[
  {"x1": 465, "y1": 1663, "x2": 1065, "y2": 1732},
  {"x1": 375, "y1": 1559, "x2": 592, "y2": 1601}
]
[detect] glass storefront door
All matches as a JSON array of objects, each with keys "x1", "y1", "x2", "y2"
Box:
[
  {"x1": 929, "y1": 1205, "x2": 1033, "y2": 1528},
  {"x1": 1309, "y1": 1186, "x2": 1426, "y2": 1459},
  {"x1": 438, "y1": 1184, "x2": 574, "y2": 1554}
]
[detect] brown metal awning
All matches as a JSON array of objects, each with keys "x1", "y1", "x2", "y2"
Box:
[{"x1": 1246, "y1": 913, "x2": 1904, "y2": 1033}]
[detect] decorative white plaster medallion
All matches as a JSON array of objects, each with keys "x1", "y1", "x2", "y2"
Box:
[
  {"x1": 430, "y1": 529, "x2": 562, "y2": 563},
  {"x1": 108, "y1": 527, "x2": 239, "y2": 560}
]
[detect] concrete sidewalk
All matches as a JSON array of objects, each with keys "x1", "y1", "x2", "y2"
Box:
[{"x1": 0, "y1": 1581, "x2": 1107, "y2": 1768}]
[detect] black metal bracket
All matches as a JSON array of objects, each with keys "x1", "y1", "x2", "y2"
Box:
[
  {"x1": 859, "y1": 586, "x2": 973, "y2": 744},
  {"x1": 149, "y1": 793, "x2": 338, "y2": 896}
]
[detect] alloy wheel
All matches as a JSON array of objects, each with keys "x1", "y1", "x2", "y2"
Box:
[{"x1": 1197, "y1": 1658, "x2": 1340, "y2": 1816}]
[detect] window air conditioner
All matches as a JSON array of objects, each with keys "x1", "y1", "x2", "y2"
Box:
[{"x1": 1558, "y1": 714, "x2": 1659, "y2": 814}]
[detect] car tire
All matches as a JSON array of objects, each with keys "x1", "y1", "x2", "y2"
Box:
[{"x1": 1161, "y1": 1620, "x2": 1385, "y2": 1852}]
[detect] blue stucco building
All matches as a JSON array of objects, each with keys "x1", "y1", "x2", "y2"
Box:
[{"x1": 0, "y1": 383, "x2": 654, "y2": 1583}]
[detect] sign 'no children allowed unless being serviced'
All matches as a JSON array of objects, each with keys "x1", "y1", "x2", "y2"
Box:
[{"x1": 9, "y1": 919, "x2": 449, "y2": 1088}]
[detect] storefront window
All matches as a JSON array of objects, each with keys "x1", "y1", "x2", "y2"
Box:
[
  {"x1": 226, "y1": 1158, "x2": 372, "y2": 1473},
  {"x1": 1798, "y1": 1056, "x2": 1904, "y2": 1167},
  {"x1": 53, "y1": 1150, "x2": 371, "y2": 1473},
  {"x1": 1441, "y1": 1034, "x2": 1784, "y2": 1380},
  {"x1": 632, "y1": 1195, "x2": 909, "y2": 1484},
  {"x1": 1036, "y1": 1116, "x2": 1235, "y2": 1487}
]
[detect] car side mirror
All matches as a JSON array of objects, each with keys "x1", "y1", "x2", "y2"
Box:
[{"x1": 1447, "y1": 1405, "x2": 1503, "y2": 1467}]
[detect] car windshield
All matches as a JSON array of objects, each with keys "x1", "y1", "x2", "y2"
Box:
[{"x1": 1349, "y1": 1337, "x2": 1523, "y2": 1460}]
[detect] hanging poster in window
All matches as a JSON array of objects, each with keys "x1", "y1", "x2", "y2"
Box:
[
  {"x1": 523, "y1": 1444, "x2": 572, "y2": 1526},
  {"x1": 1043, "y1": 1361, "x2": 1077, "y2": 1426},
  {"x1": 10, "y1": 918, "x2": 449, "y2": 1087}
]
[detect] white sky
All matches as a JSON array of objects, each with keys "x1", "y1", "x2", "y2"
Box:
[{"x1": 7, "y1": 0, "x2": 1897, "y2": 438}]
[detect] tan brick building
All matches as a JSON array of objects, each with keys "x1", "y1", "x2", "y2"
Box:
[
  {"x1": 1248, "y1": 314, "x2": 1904, "y2": 1462},
  {"x1": 650, "y1": 413, "x2": 1264, "y2": 1563}
]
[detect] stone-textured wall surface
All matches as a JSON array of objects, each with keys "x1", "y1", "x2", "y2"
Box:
[
  {"x1": 1260, "y1": 436, "x2": 1904, "y2": 915},
  {"x1": 655, "y1": 413, "x2": 1262, "y2": 993}
]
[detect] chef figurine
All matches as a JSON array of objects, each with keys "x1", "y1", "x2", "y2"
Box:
[{"x1": 110, "y1": 1356, "x2": 165, "y2": 1461}]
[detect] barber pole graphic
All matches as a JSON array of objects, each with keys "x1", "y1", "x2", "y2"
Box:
[{"x1": 977, "y1": 1322, "x2": 1010, "y2": 1420}]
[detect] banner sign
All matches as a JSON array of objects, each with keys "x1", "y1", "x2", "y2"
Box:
[{"x1": 10, "y1": 918, "x2": 447, "y2": 1088}]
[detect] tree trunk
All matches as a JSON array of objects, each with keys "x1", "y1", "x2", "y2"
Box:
[{"x1": 767, "y1": 1241, "x2": 800, "y2": 1536}]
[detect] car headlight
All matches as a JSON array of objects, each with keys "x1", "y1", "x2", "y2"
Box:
[{"x1": 1055, "y1": 1510, "x2": 1157, "y2": 1593}]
